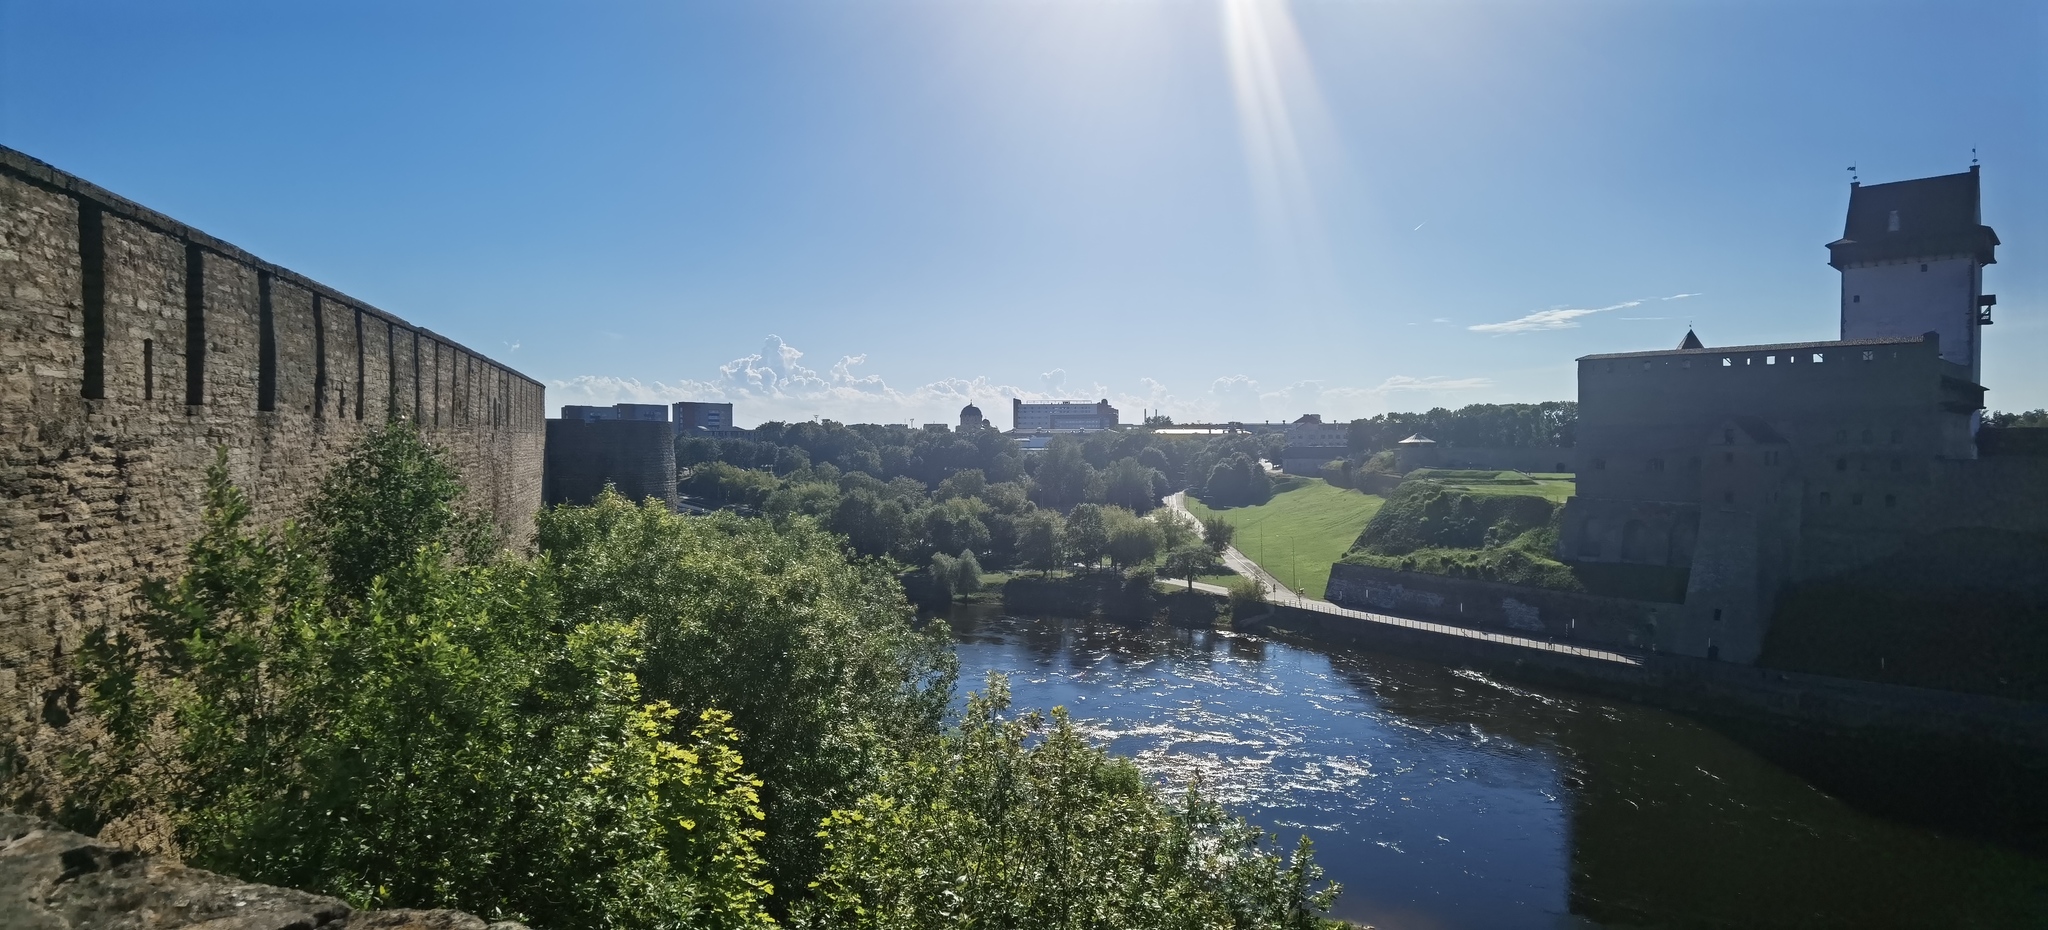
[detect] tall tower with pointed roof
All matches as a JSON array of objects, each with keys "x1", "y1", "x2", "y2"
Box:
[{"x1": 1828, "y1": 166, "x2": 1999, "y2": 386}]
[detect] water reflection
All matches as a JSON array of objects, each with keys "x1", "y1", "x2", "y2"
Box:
[{"x1": 945, "y1": 605, "x2": 2048, "y2": 929}]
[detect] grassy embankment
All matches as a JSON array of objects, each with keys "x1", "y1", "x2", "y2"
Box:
[
  {"x1": 1338, "y1": 473, "x2": 1690, "y2": 602},
  {"x1": 1184, "y1": 476, "x2": 1386, "y2": 600},
  {"x1": 1405, "y1": 468, "x2": 1577, "y2": 502}
]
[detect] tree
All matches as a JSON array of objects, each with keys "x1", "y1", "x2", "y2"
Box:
[
  {"x1": 953, "y1": 549, "x2": 985, "y2": 595},
  {"x1": 833, "y1": 488, "x2": 906, "y2": 558},
  {"x1": 923, "y1": 496, "x2": 993, "y2": 560},
  {"x1": 71, "y1": 446, "x2": 778, "y2": 930},
  {"x1": 1201, "y1": 454, "x2": 1270, "y2": 508},
  {"x1": 1030, "y1": 438, "x2": 1094, "y2": 512},
  {"x1": 1017, "y1": 509, "x2": 1065, "y2": 577},
  {"x1": 1101, "y1": 456, "x2": 1165, "y2": 514},
  {"x1": 1161, "y1": 546, "x2": 1222, "y2": 590},
  {"x1": 1156, "y1": 509, "x2": 1194, "y2": 552},
  {"x1": 797, "y1": 675, "x2": 1337, "y2": 930},
  {"x1": 1065, "y1": 503, "x2": 1110, "y2": 569},
  {"x1": 936, "y1": 468, "x2": 989, "y2": 501},
  {"x1": 1201, "y1": 515, "x2": 1236, "y2": 554},
  {"x1": 307, "y1": 420, "x2": 495, "y2": 604},
  {"x1": 926, "y1": 553, "x2": 960, "y2": 603},
  {"x1": 1987, "y1": 409, "x2": 2048, "y2": 428},
  {"x1": 537, "y1": 493, "x2": 958, "y2": 903},
  {"x1": 1227, "y1": 575, "x2": 1270, "y2": 619},
  {"x1": 1138, "y1": 446, "x2": 1174, "y2": 485},
  {"x1": 1104, "y1": 507, "x2": 1164, "y2": 570}
]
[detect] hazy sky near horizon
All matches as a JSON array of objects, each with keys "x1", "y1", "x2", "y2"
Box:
[{"x1": 3, "y1": 0, "x2": 2042, "y2": 426}]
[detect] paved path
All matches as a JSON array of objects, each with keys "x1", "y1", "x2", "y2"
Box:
[
  {"x1": 1160, "y1": 493, "x2": 1642, "y2": 667},
  {"x1": 1161, "y1": 491, "x2": 1301, "y2": 600}
]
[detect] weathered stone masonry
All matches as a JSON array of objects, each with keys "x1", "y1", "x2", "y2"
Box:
[{"x1": 0, "y1": 145, "x2": 545, "y2": 740}]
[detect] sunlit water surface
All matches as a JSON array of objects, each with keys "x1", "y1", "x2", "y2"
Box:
[{"x1": 946, "y1": 606, "x2": 2048, "y2": 929}]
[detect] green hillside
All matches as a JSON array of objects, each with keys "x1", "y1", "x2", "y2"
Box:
[{"x1": 1184, "y1": 476, "x2": 1384, "y2": 599}]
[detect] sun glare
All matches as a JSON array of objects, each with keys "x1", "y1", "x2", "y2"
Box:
[{"x1": 1219, "y1": 0, "x2": 1338, "y2": 291}]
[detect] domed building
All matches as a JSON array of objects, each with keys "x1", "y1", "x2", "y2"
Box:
[{"x1": 959, "y1": 402, "x2": 986, "y2": 431}]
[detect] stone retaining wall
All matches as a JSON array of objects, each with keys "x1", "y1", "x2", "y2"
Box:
[{"x1": 1324, "y1": 561, "x2": 1674, "y2": 651}]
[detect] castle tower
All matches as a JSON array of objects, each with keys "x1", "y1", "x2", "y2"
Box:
[{"x1": 1827, "y1": 166, "x2": 1999, "y2": 386}]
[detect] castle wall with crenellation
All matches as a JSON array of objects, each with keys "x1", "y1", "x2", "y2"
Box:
[{"x1": 0, "y1": 145, "x2": 544, "y2": 744}]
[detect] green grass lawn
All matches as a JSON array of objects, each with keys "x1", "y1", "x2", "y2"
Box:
[
  {"x1": 1185, "y1": 477, "x2": 1384, "y2": 600},
  {"x1": 1408, "y1": 469, "x2": 1576, "y2": 503}
]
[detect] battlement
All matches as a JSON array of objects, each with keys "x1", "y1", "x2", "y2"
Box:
[
  {"x1": 1579, "y1": 334, "x2": 1933, "y2": 365},
  {"x1": 1, "y1": 146, "x2": 545, "y2": 739}
]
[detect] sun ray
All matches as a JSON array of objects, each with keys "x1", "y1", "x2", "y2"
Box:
[{"x1": 1219, "y1": 0, "x2": 1337, "y2": 294}]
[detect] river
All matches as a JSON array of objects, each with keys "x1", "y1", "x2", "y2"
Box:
[{"x1": 945, "y1": 605, "x2": 2048, "y2": 929}]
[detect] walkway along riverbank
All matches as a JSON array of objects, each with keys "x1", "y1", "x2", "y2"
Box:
[
  {"x1": 1144, "y1": 491, "x2": 2048, "y2": 850},
  {"x1": 1182, "y1": 588, "x2": 2048, "y2": 853},
  {"x1": 1157, "y1": 491, "x2": 2048, "y2": 755}
]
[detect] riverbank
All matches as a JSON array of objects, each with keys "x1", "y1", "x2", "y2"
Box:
[
  {"x1": 947, "y1": 605, "x2": 2048, "y2": 928},
  {"x1": 1244, "y1": 597, "x2": 2048, "y2": 853}
]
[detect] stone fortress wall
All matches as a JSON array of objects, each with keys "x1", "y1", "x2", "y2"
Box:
[
  {"x1": 543, "y1": 418, "x2": 679, "y2": 509},
  {"x1": 0, "y1": 146, "x2": 544, "y2": 740}
]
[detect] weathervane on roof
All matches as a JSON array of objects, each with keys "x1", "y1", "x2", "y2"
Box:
[
  {"x1": 1847, "y1": 164, "x2": 1858, "y2": 183},
  {"x1": 1972, "y1": 147, "x2": 1979, "y2": 166}
]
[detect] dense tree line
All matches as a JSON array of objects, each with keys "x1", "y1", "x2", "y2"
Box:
[
  {"x1": 1986, "y1": 409, "x2": 2048, "y2": 429},
  {"x1": 1344, "y1": 402, "x2": 1578, "y2": 453},
  {"x1": 679, "y1": 424, "x2": 1257, "y2": 589},
  {"x1": 18, "y1": 424, "x2": 1332, "y2": 929}
]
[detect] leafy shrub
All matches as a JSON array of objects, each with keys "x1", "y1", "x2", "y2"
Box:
[
  {"x1": 1227, "y1": 575, "x2": 1270, "y2": 619},
  {"x1": 535, "y1": 494, "x2": 957, "y2": 900},
  {"x1": 1352, "y1": 483, "x2": 1555, "y2": 556},
  {"x1": 952, "y1": 549, "x2": 985, "y2": 595},
  {"x1": 796, "y1": 676, "x2": 1336, "y2": 930},
  {"x1": 70, "y1": 444, "x2": 775, "y2": 929}
]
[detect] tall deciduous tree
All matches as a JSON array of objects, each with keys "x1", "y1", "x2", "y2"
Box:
[{"x1": 1017, "y1": 509, "x2": 1066, "y2": 577}]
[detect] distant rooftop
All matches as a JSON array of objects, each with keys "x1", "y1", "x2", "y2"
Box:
[
  {"x1": 1827, "y1": 167, "x2": 1997, "y2": 268},
  {"x1": 1578, "y1": 334, "x2": 1930, "y2": 363}
]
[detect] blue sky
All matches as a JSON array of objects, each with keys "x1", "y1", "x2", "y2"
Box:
[{"x1": 4, "y1": 0, "x2": 2042, "y2": 426}]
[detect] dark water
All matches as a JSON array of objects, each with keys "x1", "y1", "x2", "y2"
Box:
[{"x1": 946, "y1": 605, "x2": 2048, "y2": 929}]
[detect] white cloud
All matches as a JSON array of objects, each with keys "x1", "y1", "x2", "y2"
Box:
[
  {"x1": 1468, "y1": 300, "x2": 1643, "y2": 335},
  {"x1": 1662, "y1": 292, "x2": 1702, "y2": 300},
  {"x1": 1372, "y1": 374, "x2": 1494, "y2": 392}
]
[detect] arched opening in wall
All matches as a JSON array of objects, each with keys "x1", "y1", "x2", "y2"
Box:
[
  {"x1": 1669, "y1": 515, "x2": 1699, "y2": 566},
  {"x1": 1622, "y1": 520, "x2": 1650, "y2": 563},
  {"x1": 1579, "y1": 520, "x2": 1604, "y2": 558}
]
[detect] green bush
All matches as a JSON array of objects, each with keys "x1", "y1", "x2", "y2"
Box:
[
  {"x1": 1352, "y1": 483, "x2": 1556, "y2": 556},
  {"x1": 795, "y1": 675, "x2": 1336, "y2": 930},
  {"x1": 1227, "y1": 575, "x2": 1270, "y2": 619},
  {"x1": 41, "y1": 425, "x2": 1343, "y2": 928},
  {"x1": 70, "y1": 443, "x2": 776, "y2": 929},
  {"x1": 534, "y1": 494, "x2": 957, "y2": 900}
]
